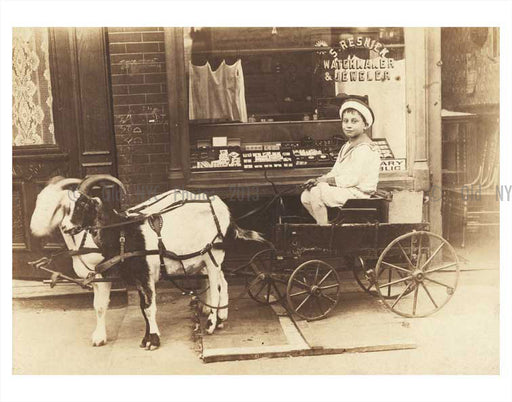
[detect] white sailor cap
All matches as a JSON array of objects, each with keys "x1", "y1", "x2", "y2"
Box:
[{"x1": 339, "y1": 98, "x2": 375, "y2": 128}]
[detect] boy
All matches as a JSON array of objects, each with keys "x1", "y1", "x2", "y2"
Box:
[{"x1": 301, "y1": 97, "x2": 381, "y2": 224}]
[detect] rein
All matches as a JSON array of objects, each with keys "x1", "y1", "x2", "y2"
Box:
[
  {"x1": 234, "y1": 184, "x2": 301, "y2": 222},
  {"x1": 80, "y1": 199, "x2": 212, "y2": 232}
]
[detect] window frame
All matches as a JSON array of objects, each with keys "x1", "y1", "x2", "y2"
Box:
[{"x1": 165, "y1": 27, "x2": 438, "y2": 193}]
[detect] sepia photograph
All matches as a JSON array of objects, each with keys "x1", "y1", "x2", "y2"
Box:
[{"x1": 2, "y1": 1, "x2": 512, "y2": 402}]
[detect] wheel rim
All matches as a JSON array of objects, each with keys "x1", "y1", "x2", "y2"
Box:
[
  {"x1": 246, "y1": 249, "x2": 288, "y2": 305},
  {"x1": 375, "y1": 231, "x2": 459, "y2": 318},
  {"x1": 286, "y1": 260, "x2": 341, "y2": 321}
]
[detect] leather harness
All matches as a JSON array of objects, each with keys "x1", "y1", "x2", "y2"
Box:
[
  {"x1": 33, "y1": 196, "x2": 226, "y2": 288},
  {"x1": 92, "y1": 196, "x2": 225, "y2": 278}
]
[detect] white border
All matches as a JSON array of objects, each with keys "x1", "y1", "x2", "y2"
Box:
[{"x1": 2, "y1": 1, "x2": 511, "y2": 402}]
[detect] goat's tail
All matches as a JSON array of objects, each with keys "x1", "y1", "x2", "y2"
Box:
[{"x1": 227, "y1": 221, "x2": 271, "y2": 245}]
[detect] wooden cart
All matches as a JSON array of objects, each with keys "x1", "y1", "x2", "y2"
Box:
[{"x1": 243, "y1": 196, "x2": 460, "y2": 320}]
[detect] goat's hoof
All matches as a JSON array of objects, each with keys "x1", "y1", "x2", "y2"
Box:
[
  {"x1": 140, "y1": 334, "x2": 149, "y2": 348},
  {"x1": 216, "y1": 322, "x2": 224, "y2": 329},
  {"x1": 143, "y1": 333, "x2": 160, "y2": 351},
  {"x1": 92, "y1": 330, "x2": 107, "y2": 347},
  {"x1": 141, "y1": 333, "x2": 160, "y2": 350},
  {"x1": 92, "y1": 339, "x2": 106, "y2": 347}
]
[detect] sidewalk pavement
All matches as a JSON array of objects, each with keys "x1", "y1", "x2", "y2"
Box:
[{"x1": 12, "y1": 268, "x2": 499, "y2": 373}]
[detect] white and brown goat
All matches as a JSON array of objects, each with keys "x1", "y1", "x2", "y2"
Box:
[{"x1": 30, "y1": 175, "x2": 264, "y2": 350}]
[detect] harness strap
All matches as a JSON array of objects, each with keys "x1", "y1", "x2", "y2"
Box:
[
  {"x1": 68, "y1": 248, "x2": 102, "y2": 256},
  {"x1": 85, "y1": 199, "x2": 212, "y2": 232},
  {"x1": 94, "y1": 245, "x2": 221, "y2": 275},
  {"x1": 79, "y1": 230, "x2": 88, "y2": 249},
  {"x1": 148, "y1": 214, "x2": 167, "y2": 271},
  {"x1": 208, "y1": 197, "x2": 223, "y2": 241},
  {"x1": 87, "y1": 196, "x2": 227, "y2": 275},
  {"x1": 71, "y1": 231, "x2": 96, "y2": 272}
]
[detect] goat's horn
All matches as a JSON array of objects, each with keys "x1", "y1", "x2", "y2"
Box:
[
  {"x1": 78, "y1": 174, "x2": 127, "y2": 195},
  {"x1": 47, "y1": 176, "x2": 66, "y2": 185},
  {"x1": 56, "y1": 178, "x2": 82, "y2": 189}
]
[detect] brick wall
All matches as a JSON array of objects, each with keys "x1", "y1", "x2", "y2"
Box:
[{"x1": 107, "y1": 27, "x2": 170, "y2": 207}]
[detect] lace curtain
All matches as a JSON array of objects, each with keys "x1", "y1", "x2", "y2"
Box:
[{"x1": 12, "y1": 28, "x2": 55, "y2": 146}]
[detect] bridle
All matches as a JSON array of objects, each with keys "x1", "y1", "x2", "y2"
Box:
[{"x1": 63, "y1": 193, "x2": 98, "y2": 235}]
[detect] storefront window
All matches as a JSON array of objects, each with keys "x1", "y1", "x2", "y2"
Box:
[{"x1": 185, "y1": 27, "x2": 407, "y2": 171}]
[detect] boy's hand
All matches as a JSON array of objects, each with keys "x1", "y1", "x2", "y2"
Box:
[
  {"x1": 317, "y1": 176, "x2": 336, "y2": 186},
  {"x1": 303, "y1": 178, "x2": 318, "y2": 190}
]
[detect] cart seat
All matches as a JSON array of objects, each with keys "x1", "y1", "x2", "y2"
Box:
[{"x1": 328, "y1": 195, "x2": 391, "y2": 224}]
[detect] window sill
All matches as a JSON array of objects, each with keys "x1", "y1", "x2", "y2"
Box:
[{"x1": 186, "y1": 169, "x2": 413, "y2": 196}]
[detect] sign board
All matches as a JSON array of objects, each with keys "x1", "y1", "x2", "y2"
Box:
[{"x1": 380, "y1": 159, "x2": 406, "y2": 172}]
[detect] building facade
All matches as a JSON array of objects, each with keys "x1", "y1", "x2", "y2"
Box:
[{"x1": 14, "y1": 27, "x2": 482, "y2": 279}]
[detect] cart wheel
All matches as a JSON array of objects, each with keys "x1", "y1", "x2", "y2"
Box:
[
  {"x1": 286, "y1": 260, "x2": 341, "y2": 321},
  {"x1": 246, "y1": 248, "x2": 288, "y2": 305},
  {"x1": 353, "y1": 256, "x2": 415, "y2": 299},
  {"x1": 352, "y1": 256, "x2": 377, "y2": 296},
  {"x1": 375, "y1": 231, "x2": 460, "y2": 318}
]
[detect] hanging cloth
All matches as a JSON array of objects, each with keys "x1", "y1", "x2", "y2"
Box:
[{"x1": 189, "y1": 59, "x2": 248, "y2": 123}]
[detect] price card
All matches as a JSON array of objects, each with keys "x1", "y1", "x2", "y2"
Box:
[{"x1": 212, "y1": 136, "x2": 228, "y2": 147}]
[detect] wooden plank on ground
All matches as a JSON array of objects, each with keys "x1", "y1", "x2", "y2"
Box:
[{"x1": 200, "y1": 287, "x2": 416, "y2": 363}]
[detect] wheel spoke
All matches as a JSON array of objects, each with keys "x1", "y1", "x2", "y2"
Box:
[
  {"x1": 387, "y1": 266, "x2": 392, "y2": 297},
  {"x1": 266, "y1": 282, "x2": 271, "y2": 302},
  {"x1": 319, "y1": 283, "x2": 339, "y2": 291},
  {"x1": 318, "y1": 270, "x2": 333, "y2": 286},
  {"x1": 412, "y1": 285, "x2": 419, "y2": 315},
  {"x1": 315, "y1": 298, "x2": 326, "y2": 316},
  {"x1": 378, "y1": 275, "x2": 412, "y2": 289},
  {"x1": 423, "y1": 276, "x2": 454, "y2": 291},
  {"x1": 290, "y1": 290, "x2": 309, "y2": 298},
  {"x1": 391, "y1": 282, "x2": 414, "y2": 308},
  {"x1": 250, "y1": 262, "x2": 261, "y2": 275},
  {"x1": 420, "y1": 282, "x2": 438, "y2": 308},
  {"x1": 314, "y1": 264, "x2": 320, "y2": 284},
  {"x1": 271, "y1": 281, "x2": 284, "y2": 301},
  {"x1": 420, "y1": 242, "x2": 445, "y2": 271},
  {"x1": 253, "y1": 281, "x2": 267, "y2": 298},
  {"x1": 292, "y1": 278, "x2": 310, "y2": 289},
  {"x1": 320, "y1": 292, "x2": 337, "y2": 304},
  {"x1": 273, "y1": 277, "x2": 289, "y2": 286},
  {"x1": 295, "y1": 294, "x2": 312, "y2": 312},
  {"x1": 416, "y1": 234, "x2": 423, "y2": 270},
  {"x1": 425, "y1": 262, "x2": 458, "y2": 274},
  {"x1": 381, "y1": 261, "x2": 412, "y2": 274},
  {"x1": 397, "y1": 241, "x2": 414, "y2": 268}
]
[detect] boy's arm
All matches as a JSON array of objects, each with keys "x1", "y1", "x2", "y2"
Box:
[{"x1": 330, "y1": 146, "x2": 378, "y2": 188}]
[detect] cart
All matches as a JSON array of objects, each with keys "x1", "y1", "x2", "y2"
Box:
[{"x1": 240, "y1": 195, "x2": 460, "y2": 320}]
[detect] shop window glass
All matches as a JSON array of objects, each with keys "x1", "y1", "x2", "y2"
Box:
[
  {"x1": 185, "y1": 27, "x2": 407, "y2": 162},
  {"x1": 12, "y1": 27, "x2": 56, "y2": 146}
]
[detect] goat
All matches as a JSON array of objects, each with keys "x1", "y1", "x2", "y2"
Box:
[
  {"x1": 30, "y1": 175, "x2": 265, "y2": 350},
  {"x1": 30, "y1": 176, "x2": 112, "y2": 346}
]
